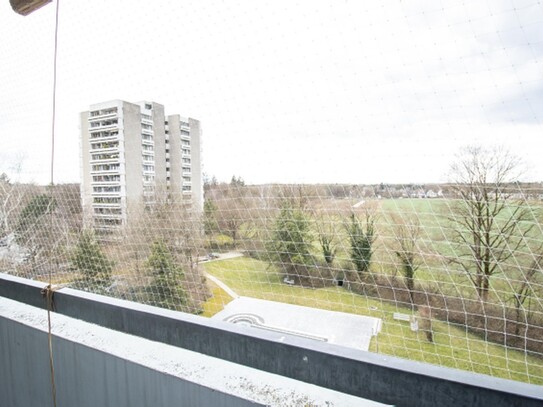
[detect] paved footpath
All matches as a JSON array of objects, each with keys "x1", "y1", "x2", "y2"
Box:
[
  {"x1": 205, "y1": 273, "x2": 240, "y2": 299},
  {"x1": 202, "y1": 251, "x2": 243, "y2": 299}
]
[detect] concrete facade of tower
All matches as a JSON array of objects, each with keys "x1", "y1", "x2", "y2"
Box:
[{"x1": 80, "y1": 100, "x2": 203, "y2": 233}]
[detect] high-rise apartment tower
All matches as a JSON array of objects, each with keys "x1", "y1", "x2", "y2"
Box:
[{"x1": 80, "y1": 100, "x2": 203, "y2": 232}]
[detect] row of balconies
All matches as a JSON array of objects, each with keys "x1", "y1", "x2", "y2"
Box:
[
  {"x1": 93, "y1": 218, "x2": 123, "y2": 228},
  {"x1": 92, "y1": 173, "x2": 120, "y2": 181},
  {"x1": 89, "y1": 119, "x2": 118, "y2": 129},
  {"x1": 90, "y1": 171, "x2": 120, "y2": 177},
  {"x1": 93, "y1": 214, "x2": 123, "y2": 220},
  {"x1": 92, "y1": 202, "x2": 122, "y2": 209},
  {"x1": 90, "y1": 141, "x2": 119, "y2": 150},
  {"x1": 92, "y1": 192, "x2": 121, "y2": 201},
  {"x1": 91, "y1": 152, "x2": 120, "y2": 161},
  {"x1": 91, "y1": 182, "x2": 122, "y2": 190},
  {"x1": 93, "y1": 206, "x2": 123, "y2": 215},
  {"x1": 91, "y1": 181, "x2": 120, "y2": 190},
  {"x1": 92, "y1": 196, "x2": 121, "y2": 203},
  {"x1": 92, "y1": 185, "x2": 121, "y2": 192},
  {"x1": 91, "y1": 159, "x2": 120, "y2": 166},
  {"x1": 89, "y1": 107, "x2": 118, "y2": 119},
  {"x1": 90, "y1": 159, "x2": 120, "y2": 166},
  {"x1": 91, "y1": 166, "x2": 120, "y2": 174},
  {"x1": 90, "y1": 130, "x2": 119, "y2": 140},
  {"x1": 90, "y1": 148, "x2": 119, "y2": 157}
]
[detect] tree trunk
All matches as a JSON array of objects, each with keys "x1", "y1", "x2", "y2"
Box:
[
  {"x1": 481, "y1": 274, "x2": 490, "y2": 302},
  {"x1": 475, "y1": 273, "x2": 483, "y2": 300},
  {"x1": 515, "y1": 301, "x2": 521, "y2": 337},
  {"x1": 406, "y1": 277, "x2": 415, "y2": 307},
  {"x1": 418, "y1": 306, "x2": 433, "y2": 343}
]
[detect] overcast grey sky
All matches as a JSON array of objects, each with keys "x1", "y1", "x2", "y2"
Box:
[{"x1": 1, "y1": 0, "x2": 542, "y2": 184}]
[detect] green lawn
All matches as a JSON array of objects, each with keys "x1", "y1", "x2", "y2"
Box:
[
  {"x1": 202, "y1": 256, "x2": 543, "y2": 385},
  {"x1": 200, "y1": 280, "x2": 233, "y2": 317},
  {"x1": 303, "y1": 198, "x2": 543, "y2": 304}
]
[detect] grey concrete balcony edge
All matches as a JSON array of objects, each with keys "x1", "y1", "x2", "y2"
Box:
[{"x1": 1, "y1": 272, "x2": 542, "y2": 407}]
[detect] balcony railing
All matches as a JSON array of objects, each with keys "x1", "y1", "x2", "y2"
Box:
[
  {"x1": 90, "y1": 170, "x2": 121, "y2": 176},
  {"x1": 92, "y1": 191, "x2": 122, "y2": 197},
  {"x1": 91, "y1": 203, "x2": 122, "y2": 209},
  {"x1": 93, "y1": 213, "x2": 123, "y2": 219},
  {"x1": 89, "y1": 121, "x2": 118, "y2": 130},
  {"x1": 89, "y1": 112, "x2": 117, "y2": 121}
]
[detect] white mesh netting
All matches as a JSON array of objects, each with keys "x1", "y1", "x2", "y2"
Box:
[{"x1": 1, "y1": 0, "x2": 542, "y2": 386}]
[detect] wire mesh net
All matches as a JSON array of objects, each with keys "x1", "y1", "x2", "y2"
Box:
[
  {"x1": 1, "y1": 0, "x2": 543, "y2": 387},
  {"x1": 2, "y1": 173, "x2": 542, "y2": 384}
]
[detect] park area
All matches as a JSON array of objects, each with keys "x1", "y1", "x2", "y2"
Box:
[
  {"x1": 201, "y1": 255, "x2": 543, "y2": 385},
  {"x1": 2, "y1": 176, "x2": 542, "y2": 386},
  {"x1": 199, "y1": 192, "x2": 543, "y2": 386}
]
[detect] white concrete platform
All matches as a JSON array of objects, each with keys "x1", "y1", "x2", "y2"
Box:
[{"x1": 212, "y1": 296, "x2": 382, "y2": 351}]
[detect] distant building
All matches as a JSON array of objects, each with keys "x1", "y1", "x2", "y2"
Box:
[
  {"x1": 425, "y1": 189, "x2": 443, "y2": 198},
  {"x1": 80, "y1": 100, "x2": 203, "y2": 233}
]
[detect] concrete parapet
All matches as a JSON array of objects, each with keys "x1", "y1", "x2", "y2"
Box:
[{"x1": 1, "y1": 272, "x2": 542, "y2": 406}]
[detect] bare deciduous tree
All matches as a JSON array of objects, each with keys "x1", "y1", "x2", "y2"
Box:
[
  {"x1": 216, "y1": 197, "x2": 245, "y2": 247},
  {"x1": 15, "y1": 193, "x2": 64, "y2": 277},
  {"x1": 512, "y1": 254, "x2": 543, "y2": 337},
  {"x1": 0, "y1": 173, "x2": 26, "y2": 238},
  {"x1": 121, "y1": 190, "x2": 208, "y2": 313},
  {"x1": 448, "y1": 146, "x2": 535, "y2": 302},
  {"x1": 391, "y1": 214, "x2": 420, "y2": 306}
]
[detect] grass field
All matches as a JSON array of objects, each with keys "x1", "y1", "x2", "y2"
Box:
[
  {"x1": 202, "y1": 256, "x2": 543, "y2": 385},
  {"x1": 377, "y1": 198, "x2": 543, "y2": 304},
  {"x1": 206, "y1": 197, "x2": 542, "y2": 319},
  {"x1": 241, "y1": 197, "x2": 542, "y2": 305}
]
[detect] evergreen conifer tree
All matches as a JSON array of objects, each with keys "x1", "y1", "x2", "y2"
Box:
[{"x1": 145, "y1": 239, "x2": 187, "y2": 310}]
